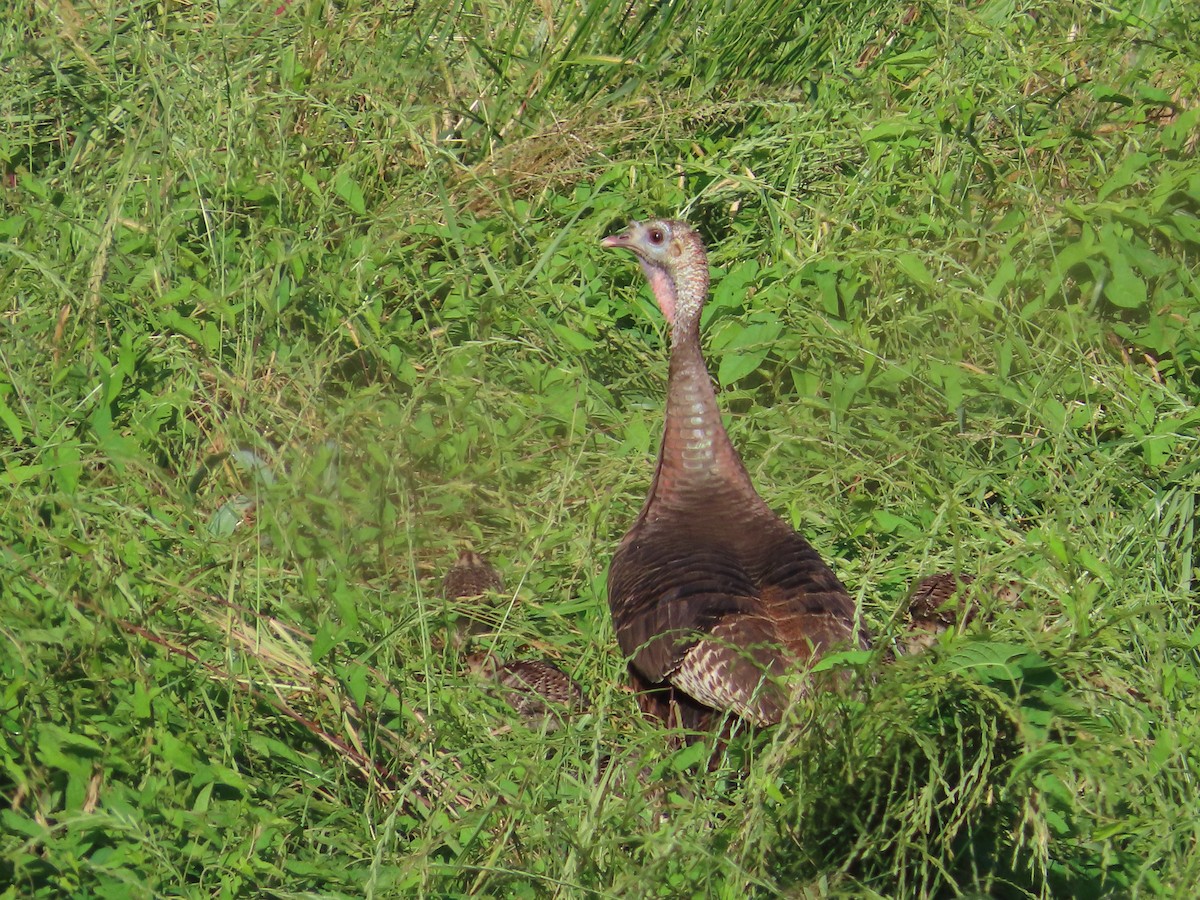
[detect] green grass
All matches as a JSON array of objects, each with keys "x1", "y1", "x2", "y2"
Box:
[{"x1": 2, "y1": 0, "x2": 1198, "y2": 896}]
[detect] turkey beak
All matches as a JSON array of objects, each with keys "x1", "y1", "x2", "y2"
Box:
[{"x1": 601, "y1": 223, "x2": 638, "y2": 250}]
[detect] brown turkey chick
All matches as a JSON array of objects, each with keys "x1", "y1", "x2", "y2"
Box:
[
  {"x1": 468, "y1": 653, "x2": 588, "y2": 731},
  {"x1": 442, "y1": 550, "x2": 504, "y2": 644},
  {"x1": 900, "y1": 572, "x2": 1021, "y2": 655}
]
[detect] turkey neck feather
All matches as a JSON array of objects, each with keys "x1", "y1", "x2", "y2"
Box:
[{"x1": 638, "y1": 266, "x2": 770, "y2": 521}]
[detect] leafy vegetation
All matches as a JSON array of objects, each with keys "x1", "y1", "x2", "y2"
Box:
[{"x1": 2, "y1": 0, "x2": 1198, "y2": 896}]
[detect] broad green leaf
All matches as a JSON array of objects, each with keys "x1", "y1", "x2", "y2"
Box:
[
  {"x1": 985, "y1": 256, "x2": 1017, "y2": 301},
  {"x1": 0, "y1": 394, "x2": 24, "y2": 443},
  {"x1": 895, "y1": 252, "x2": 934, "y2": 290},
  {"x1": 0, "y1": 463, "x2": 44, "y2": 486},
  {"x1": 1104, "y1": 253, "x2": 1147, "y2": 309},
  {"x1": 861, "y1": 119, "x2": 926, "y2": 143},
  {"x1": 552, "y1": 322, "x2": 597, "y2": 351},
  {"x1": 669, "y1": 739, "x2": 710, "y2": 772},
  {"x1": 334, "y1": 171, "x2": 366, "y2": 215},
  {"x1": 810, "y1": 650, "x2": 873, "y2": 673},
  {"x1": 944, "y1": 641, "x2": 1039, "y2": 682},
  {"x1": 714, "y1": 321, "x2": 782, "y2": 386},
  {"x1": 1098, "y1": 152, "x2": 1150, "y2": 201},
  {"x1": 873, "y1": 510, "x2": 915, "y2": 535},
  {"x1": 312, "y1": 622, "x2": 337, "y2": 662},
  {"x1": 717, "y1": 348, "x2": 769, "y2": 386}
]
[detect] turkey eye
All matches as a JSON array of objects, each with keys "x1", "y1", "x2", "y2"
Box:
[{"x1": 648, "y1": 228, "x2": 665, "y2": 245}]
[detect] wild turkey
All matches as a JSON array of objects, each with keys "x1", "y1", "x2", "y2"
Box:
[
  {"x1": 900, "y1": 572, "x2": 1020, "y2": 655},
  {"x1": 602, "y1": 219, "x2": 867, "y2": 728},
  {"x1": 442, "y1": 550, "x2": 504, "y2": 644},
  {"x1": 467, "y1": 653, "x2": 588, "y2": 731}
]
